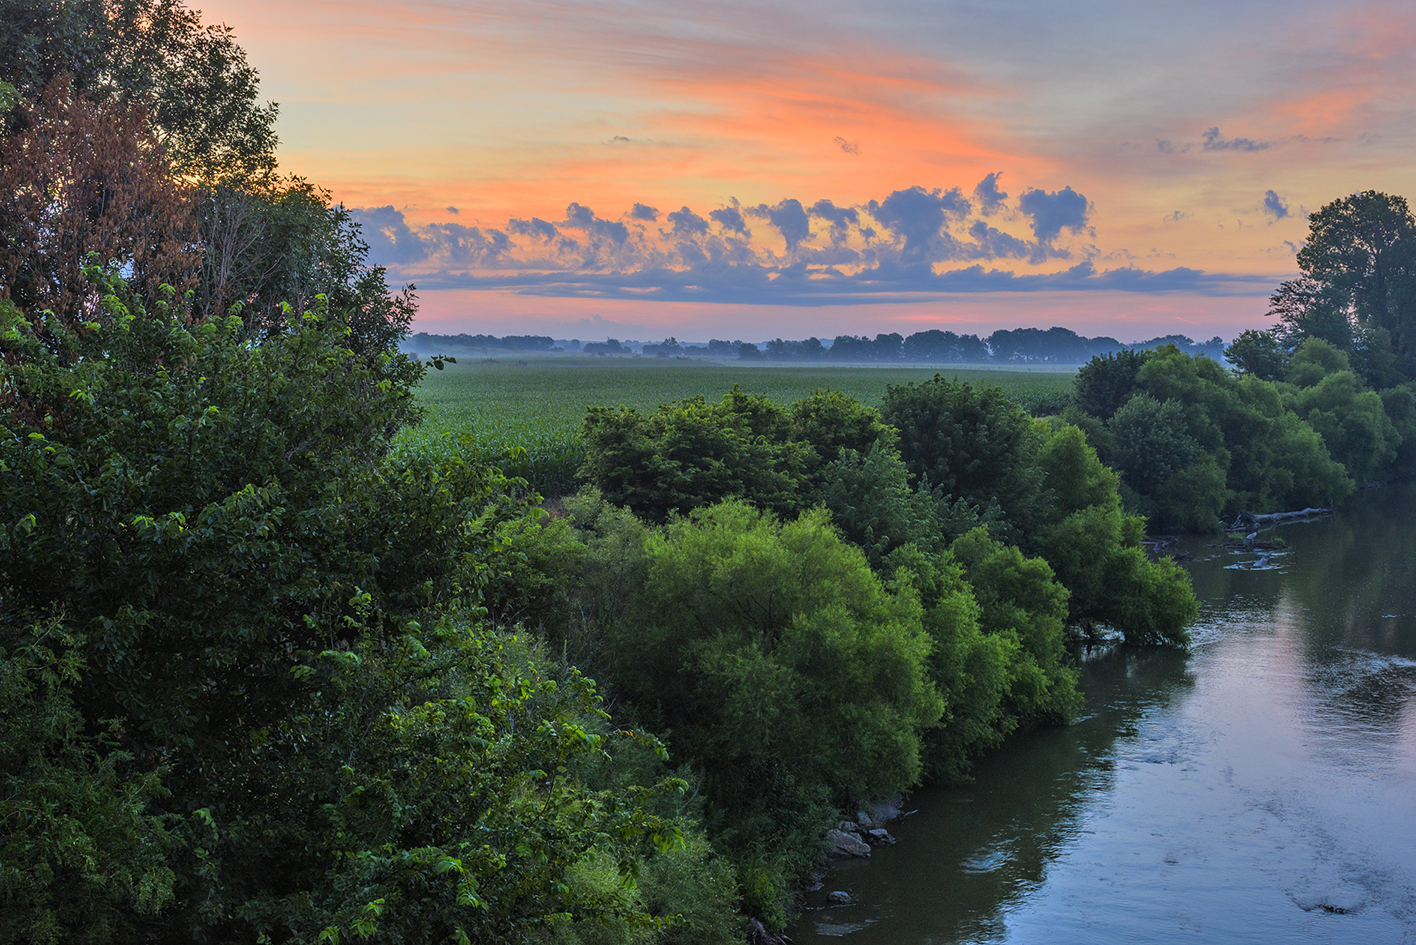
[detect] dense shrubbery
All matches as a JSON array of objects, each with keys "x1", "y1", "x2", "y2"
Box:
[{"x1": 0, "y1": 277, "x2": 706, "y2": 943}]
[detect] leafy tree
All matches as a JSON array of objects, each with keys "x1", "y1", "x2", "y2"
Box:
[
  {"x1": 0, "y1": 0, "x2": 278, "y2": 176},
  {"x1": 1073, "y1": 348, "x2": 1152, "y2": 419},
  {"x1": 1298, "y1": 191, "x2": 1416, "y2": 373},
  {"x1": 1226, "y1": 329, "x2": 1291, "y2": 381},
  {"x1": 580, "y1": 386, "x2": 808, "y2": 524},
  {"x1": 608, "y1": 502, "x2": 943, "y2": 903},
  {"x1": 881, "y1": 376, "x2": 1044, "y2": 540},
  {"x1": 947, "y1": 529, "x2": 1079, "y2": 726},
  {"x1": 0, "y1": 77, "x2": 194, "y2": 333},
  {"x1": 1, "y1": 273, "x2": 680, "y2": 941}
]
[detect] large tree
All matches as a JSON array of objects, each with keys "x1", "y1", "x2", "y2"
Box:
[{"x1": 1267, "y1": 191, "x2": 1416, "y2": 382}]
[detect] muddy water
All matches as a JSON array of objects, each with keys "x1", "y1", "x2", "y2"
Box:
[{"x1": 791, "y1": 485, "x2": 1416, "y2": 944}]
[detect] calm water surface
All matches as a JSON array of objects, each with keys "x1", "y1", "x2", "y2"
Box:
[{"x1": 791, "y1": 485, "x2": 1416, "y2": 944}]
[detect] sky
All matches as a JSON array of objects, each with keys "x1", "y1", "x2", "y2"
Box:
[{"x1": 203, "y1": 0, "x2": 1416, "y2": 342}]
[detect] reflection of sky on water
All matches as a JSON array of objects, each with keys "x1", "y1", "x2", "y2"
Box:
[{"x1": 793, "y1": 486, "x2": 1416, "y2": 944}]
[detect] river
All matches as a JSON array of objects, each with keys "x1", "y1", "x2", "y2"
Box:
[{"x1": 791, "y1": 484, "x2": 1416, "y2": 944}]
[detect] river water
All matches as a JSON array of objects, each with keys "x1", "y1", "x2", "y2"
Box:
[{"x1": 792, "y1": 485, "x2": 1416, "y2": 944}]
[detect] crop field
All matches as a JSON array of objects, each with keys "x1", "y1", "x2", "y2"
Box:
[{"x1": 392, "y1": 356, "x2": 1079, "y2": 495}]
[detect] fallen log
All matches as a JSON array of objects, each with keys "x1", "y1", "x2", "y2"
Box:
[{"x1": 1227, "y1": 508, "x2": 1331, "y2": 531}]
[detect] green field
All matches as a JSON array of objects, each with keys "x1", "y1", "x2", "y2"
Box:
[{"x1": 393, "y1": 357, "x2": 1079, "y2": 494}]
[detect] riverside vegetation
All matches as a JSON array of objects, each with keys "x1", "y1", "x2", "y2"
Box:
[{"x1": 2, "y1": 4, "x2": 1415, "y2": 943}]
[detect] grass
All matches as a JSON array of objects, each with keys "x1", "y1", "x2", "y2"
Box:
[{"x1": 393, "y1": 356, "x2": 1079, "y2": 495}]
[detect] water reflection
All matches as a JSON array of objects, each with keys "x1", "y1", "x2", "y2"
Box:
[{"x1": 791, "y1": 485, "x2": 1416, "y2": 944}]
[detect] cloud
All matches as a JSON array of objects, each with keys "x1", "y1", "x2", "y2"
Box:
[
  {"x1": 869, "y1": 186, "x2": 971, "y2": 264},
  {"x1": 809, "y1": 199, "x2": 859, "y2": 239},
  {"x1": 1163, "y1": 210, "x2": 1188, "y2": 223},
  {"x1": 1201, "y1": 127, "x2": 1270, "y2": 152},
  {"x1": 748, "y1": 198, "x2": 812, "y2": 251},
  {"x1": 446, "y1": 206, "x2": 459, "y2": 215},
  {"x1": 630, "y1": 203, "x2": 659, "y2": 222},
  {"x1": 350, "y1": 205, "x2": 430, "y2": 264},
  {"x1": 834, "y1": 135, "x2": 859, "y2": 154},
  {"x1": 1261, "y1": 189, "x2": 1290, "y2": 221},
  {"x1": 709, "y1": 204, "x2": 751, "y2": 236},
  {"x1": 1017, "y1": 186, "x2": 1090, "y2": 242},
  {"x1": 666, "y1": 206, "x2": 710, "y2": 237},
  {"x1": 973, "y1": 172, "x2": 1008, "y2": 215},
  {"x1": 563, "y1": 202, "x2": 630, "y2": 243},
  {"x1": 508, "y1": 216, "x2": 561, "y2": 242},
  {"x1": 1156, "y1": 139, "x2": 1189, "y2": 154},
  {"x1": 967, "y1": 219, "x2": 1030, "y2": 258},
  {"x1": 609, "y1": 135, "x2": 631, "y2": 143}
]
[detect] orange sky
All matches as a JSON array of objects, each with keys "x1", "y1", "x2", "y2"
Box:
[{"x1": 202, "y1": 0, "x2": 1416, "y2": 341}]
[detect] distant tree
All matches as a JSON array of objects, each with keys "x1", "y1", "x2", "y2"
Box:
[{"x1": 902, "y1": 329, "x2": 990, "y2": 362}]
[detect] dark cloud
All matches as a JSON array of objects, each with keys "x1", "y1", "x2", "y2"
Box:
[
  {"x1": 1017, "y1": 186, "x2": 1090, "y2": 242},
  {"x1": 1201, "y1": 127, "x2": 1269, "y2": 152},
  {"x1": 1261, "y1": 190, "x2": 1290, "y2": 221},
  {"x1": 869, "y1": 186, "x2": 970, "y2": 264},
  {"x1": 1156, "y1": 139, "x2": 1187, "y2": 154},
  {"x1": 421, "y1": 260, "x2": 1269, "y2": 306},
  {"x1": 809, "y1": 198, "x2": 859, "y2": 233},
  {"x1": 508, "y1": 216, "x2": 561, "y2": 242},
  {"x1": 710, "y1": 205, "x2": 751, "y2": 236},
  {"x1": 973, "y1": 173, "x2": 1008, "y2": 215},
  {"x1": 563, "y1": 202, "x2": 630, "y2": 243},
  {"x1": 446, "y1": 206, "x2": 459, "y2": 215},
  {"x1": 630, "y1": 202, "x2": 659, "y2": 222},
  {"x1": 609, "y1": 135, "x2": 631, "y2": 143},
  {"x1": 749, "y1": 198, "x2": 812, "y2": 251},
  {"x1": 420, "y1": 221, "x2": 509, "y2": 264},
  {"x1": 350, "y1": 206, "x2": 429, "y2": 264},
  {"x1": 967, "y1": 219, "x2": 1029, "y2": 258},
  {"x1": 834, "y1": 135, "x2": 859, "y2": 154},
  {"x1": 667, "y1": 206, "x2": 710, "y2": 237}
]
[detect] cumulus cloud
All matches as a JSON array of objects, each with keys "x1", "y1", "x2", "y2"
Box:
[
  {"x1": 353, "y1": 179, "x2": 1266, "y2": 308},
  {"x1": 508, "y1": 217, "x2": 560, "y2": 242},
  {"x1": 869, "y1": 186, "x2": 971, "y2": 265},
  {"x1": 974, "y1": 173, "x2": 1009, "y2": 215},
  {"x1": 748, "y1": 198, "x2": 812, "y2": 252},
  {"x1": 666, "y1": 206, "x2": 710, "y2": 237},
  {"x1": 710, "y1": 204, "x2": 751, "y2": 236},
  {"x1": 446, "y1": 206, "x2": 459, "y2": 215},
  {"x1": 563, "y1": 202, "x2": 630, "y2": 243},
  {"x1": 1201, "y1": 127, "x2": 1269, "y2": 152},
  {"x1": 350, "y1": 205, "x2": 430, "y2": 264},
  {"x1": 1261, "y1": 190, "x2": 1290, "y2": 221},
  {"x1": 1018, "y1": 186, "x2": 1090, "y2": 243}
]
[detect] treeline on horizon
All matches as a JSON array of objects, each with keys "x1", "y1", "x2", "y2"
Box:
[{"x1": 407, "y1": 326, "x2": 1228, "y2": 363}]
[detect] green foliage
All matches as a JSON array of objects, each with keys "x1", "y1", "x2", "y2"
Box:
[
  {"x1": 0, "y1": 274, "x2": 686, "y2": 942},
  {"x1": 1283, "y1": 368, "x2": 1398, "y2": 486},
  {"x1": 396, "y1": 359, "x2": 1075, "y2": 499},
  {"x1": 1122, "y1": 345, "x2": 1355, "y2": 514},
  {"x1": 947, "y1": 529, "x2": 1080, "y2": 726},
  {"x1": 610, "y1": 502, "x2": 942, "y2": 865},
  {"x1": 1226, "y1": 329, "x2": 1291, "y2": 381},
  {"x1": 0, "y1": 622, "x2": 173, "y2": 945},
  {"x1": 0, "y1": 0, "x2": 279, "y2": 176},
  {"x1": 881, "y1": 376, "x2": 1043, "y2": 541},
  {"x1": 1073, "y1": 348, "x2": 1152, "y2": 419}
]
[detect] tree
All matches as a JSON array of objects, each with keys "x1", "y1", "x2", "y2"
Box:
[
  {"x1": 1284, "y1": 191, "x2": 1416, "y2": 378},
  {"x1": 0, "y1": 76, "x2": 194, "y2": 334},
  {"x1": 1, "y1": 273, "x2": 680, "y2": 941},
  {"x1": 881, "y1": 376, "x2": 1044, "y2": 541},
  {"x1": 0, "y1": 0, "x2": 278, "y2": 177}
]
